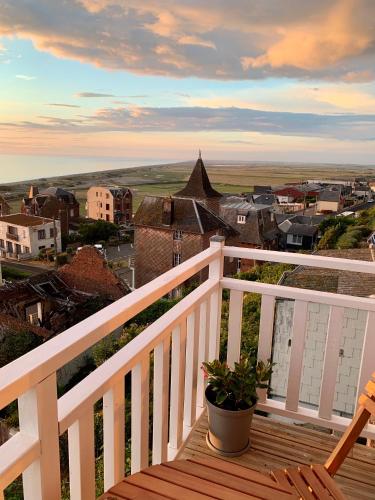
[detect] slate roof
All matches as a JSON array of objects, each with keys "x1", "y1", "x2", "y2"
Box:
[
  {"x1": 319, "y1": 190, "x2": 341, "y2": 202},
  {"x1": 41, "y1": 187, "x2": 77, "y2": 203},
  {"x1": 174, "y1": 157, "x2": 222, "y2": 199},
  {"x1": 219, "y1": 204, "x2": 278, "y2": 245},
  {"x1": 134, "y1": 196, "x2": 234, "y2": 235},
  {"x1": 278, "y1": 219, "x2": 318, "y2": 237},
  {"x1": 0, "y1": 213, "x2": 53, "y2": 226},
  {"x1": 254, "y1": 186, "x2": 271, "y2": 195},
  {"x1": 281, "y1": 248, "x2": 375, "y2": 297},
  {"x1": 252, "y1": 194, "x2": 277, "y2": 205}
]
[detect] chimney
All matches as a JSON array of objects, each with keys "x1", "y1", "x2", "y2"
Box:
[{"x1": 162, "y1": 197, "x2": 174, "y2": 226}]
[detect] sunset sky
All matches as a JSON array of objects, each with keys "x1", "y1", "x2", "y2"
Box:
[{"x1": 1, "y1": 0, "x2": 375, "y2": 170}]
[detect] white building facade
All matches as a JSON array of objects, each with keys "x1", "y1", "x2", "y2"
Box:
[{"x1": 0, "y1": 214, "x2": 61, "y2": 259}]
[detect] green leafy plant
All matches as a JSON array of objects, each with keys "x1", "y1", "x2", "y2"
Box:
[{"x1": 202, "y1": 355, "x2": 273, "y2": 411}]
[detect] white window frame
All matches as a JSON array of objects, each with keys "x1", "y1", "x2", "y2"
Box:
[
  {"x1": 173, "y1": 252, "x2": 181, "y2": 266},
  {"x1": 237, "y1": 215, "x2": 246, "y2": 224}
]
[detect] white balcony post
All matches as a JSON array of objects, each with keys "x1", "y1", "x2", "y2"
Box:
[
  {"x1": 208, "y1": 236, "x2": 225, "y2": 360},
  {"x1": 257, "y1": 295, "x2": 276, "y2": 403},
  {"x1": 68, "y1": 408, "x2": 96, "y2": 500},
  {"x1": 131, "y1": 358, "x2": 149, "y2": 474},
  {"x1": 184, "y1": 309, "x2": 200, "y2": 428},
  {"x1": 18, "y1": 373, "x2": 61, "y2": 500},
  {"x1": 227, "y1": 289, "x2": 244, "y2": 369},
  {"x1": 103, "y1": 378, "x2": 126, "y2": 490}
]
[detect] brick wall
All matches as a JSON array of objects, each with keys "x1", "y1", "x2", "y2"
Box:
[
  {"x1": 134, "y1": 226, "x2": 221, "y2": 288},
  {"x1": 271, "y1": 299, "x2": 366, "y2": 417}
]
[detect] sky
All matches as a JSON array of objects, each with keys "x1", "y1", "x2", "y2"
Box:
[{"x1": 0, "y1": 0, "x2": 375, "y2": 173}]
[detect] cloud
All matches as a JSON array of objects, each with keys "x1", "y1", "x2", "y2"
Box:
[
  {"x1": 75, "y1": 92, "x2": 115, "y2": 97},
  {"x1": 0, "y1": 0, "x2": 374, "y2": 80},
  {"x1": 15, "y1": 74, "x2": 36, "y2": 80},
  {"x1": 3, "y1": 104, "x2": 375, "y2": 141},
  {"x1": 47, "y1": 103, "x2": 81, "y2": 108}
]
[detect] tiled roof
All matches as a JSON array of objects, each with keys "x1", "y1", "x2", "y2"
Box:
[
  {"x1": 278, "y1": 219, "x2": 318, "y2": 237},
  {"x1": 0, "y1": 213, "x2": 53, "y2": 226},
  {"x1": 219, "y1": 205, "x2": 278, "y2": 245},
  {"x1": 281, "y1": 248, "x2": 375, "y2": 297},
  {"x1": 319, "y1": 190, "x2": 341, "y2": 202},
  {"x1": 0, "y1": 312, "x2": 51, "y2": 338},
  {"x1": 174, "y1": 157, "x2": 222, "y2": 199},
  {"x1": 134, "y1": 196, "x2": 234, "y2": 235},
  {"x1": 58, "y1": 246, "x2": 130, "y2": 300}
]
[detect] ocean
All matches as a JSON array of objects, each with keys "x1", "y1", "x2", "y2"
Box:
[{"x1": 0, "y1": 155, "x2": 171, "y2": 184}]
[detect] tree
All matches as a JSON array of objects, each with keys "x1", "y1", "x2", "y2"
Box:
[
  {"x1": 0, "y1": 329, "x2": 42, "y2": 368},
  {"x1": 78, "y1": 220, "x2": 118, "y2": 244}
]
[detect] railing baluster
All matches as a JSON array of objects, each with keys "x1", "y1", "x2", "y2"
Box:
[
  {"x1": 184, "y1": 309, "x2": 201, "y2": 427},
  {"x1": 18, "y1": 373, "x2": 61, "y2": 500},
  {"x1": 285, "y1": 300, "x2": 309, "y2": 412},
  {"x1": 227, "y1": 289, "x2": 244, "y2": 369},
  {"x1": 68, "y1": 408, "x2": 95, "y2": 500},
  {"x1": 208, "y1": 236, "x2": 224, "y2": 361},
  {"x1": 103, "y1": 377, "x2": 125, "y2": 490},
  {"x1": 356, "y1": 311, "x2": 375, "y2": 404},
  {"x1": 152, "y1": 336, "x2": 170, "y2": 464},
  {"x1": 197, "y1": 300, "x2": 208, "y2": 407},
  {"x1": 131, "y1": 358, "x2": 149, "y2": 474},
  {"x1": 319, "y1": 306, "x2": 345, "y2": 420},
  {"x1": 169, "y1": 321, "x2": 187, "y2": 450},
  {"x1": 257, "y1": 295, "x2": 276, "y2": 403}
]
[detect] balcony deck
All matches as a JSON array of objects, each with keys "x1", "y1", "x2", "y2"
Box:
[{"x1": 178, "y1": 413, "x2": 375, "y2": 500}]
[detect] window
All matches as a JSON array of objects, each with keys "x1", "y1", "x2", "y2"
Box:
[
  {"x1": 0, "y1": 239, "x2": 4, "y2": 249},
  {"x1": 106, "y1": 193, "x2": 110, "y2": 199},
  {"x1": 237, "y1": 215, "x2": 246, "y2": 224},
  {"x1": 106, "y1": 203, "x2": 110, "y2": 210},
  {"x1": 174, "y1": 230, "x2": 183, "y2": 240},
  {"x1": 23, "y1": 246, "x2": 30, "y2": 254},
  {"x1": 96, "y1": 192, "x2": 98, "y2": 197},
  {"x1": 49, "y1": 227, "x2": 55, "y2": 238},
  {"x1": 38, "y1": 245, "x2": 46, "y2": 250},
  {"x1": 7, "y1": 225, "x2": 17, "y2": 235},
  {"x1": 38, "y1": 229, "x2": 46, "y2": 240},
  {"x1": 292, "y1": 234, "x2": 303, "y2": 244},
  {"x1": 173, "y1": 253, "x2": 181, "y2": 266},
  {"x1": 105, "y1": 214, "x2": 110, "y2": 221}
]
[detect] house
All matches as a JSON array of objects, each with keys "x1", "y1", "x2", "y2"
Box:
[
  {"x1": 252, "y1": 185, "x2": 271, "y2": 198},
  {"x1": 134, "y1": 195, "x2": 234, "y2": 288},
  {"x1": 273, "y1": 186, "x2": 304, "y2": 203},
  {"x1": 0, "y1": 196, "x2": 10, "y2": 216},
  {"x1": 0, "y1": 213, "x2": 61, "y2": 259},
  {"x1": 317, "y1": 188, "x2": 344, "y2": 213},
  {"x1": 86, "y1": 186, "x2": 132, "y2": 224},
  {"x1": 352, "y1": 183, "x2": 372, "y2": 200},
  {"x1": 220, "y1": 199, "x2": 279, "y2": 271},
  {"x1": 22, "y1": 186, "x2": 80, "y2": 236},
  {"x1": 277, "y1": 214, "x2": 324, "y2": 251},
  {"x1": 271, "y1": 248, "x2": 375, "y2": 418}
]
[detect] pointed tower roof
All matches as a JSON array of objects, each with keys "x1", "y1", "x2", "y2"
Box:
[
  {"x1": 174, "y1": 154, "x2": 222, "y2": 199},
  {"x1": 28, "y1": 185, "x2": 39, "y2": 199}
]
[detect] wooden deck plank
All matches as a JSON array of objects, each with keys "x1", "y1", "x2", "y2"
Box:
[
  {"x1": 146, "y1": 463, "x2": 259, "y2": 499},
  {"x1": 163, "y1": 459, "x2": 297, "y2": 499},
  {"x1": 179, "y1": 413, "x2": 375, "y2": 500}
]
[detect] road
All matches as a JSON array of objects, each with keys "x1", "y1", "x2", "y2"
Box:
[{"x1": 0, "y1": 259, "x2": 50, "y2": 276}]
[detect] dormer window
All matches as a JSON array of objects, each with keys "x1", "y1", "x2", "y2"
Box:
[{"x1": 237, "y1": 215, "x2": 246, "y2": 224}]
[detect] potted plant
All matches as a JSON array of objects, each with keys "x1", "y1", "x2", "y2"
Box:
[{"x1": 202, "y1": 354, "x2": 273, "y2": 456}]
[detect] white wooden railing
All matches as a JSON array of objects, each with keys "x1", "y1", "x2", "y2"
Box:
[{"x1": 1, "y1": 237, "x2": 375, "y2": 499}]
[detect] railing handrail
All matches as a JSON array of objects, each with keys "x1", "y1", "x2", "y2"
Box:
[
  {"x1": 221, "y1": 277, "x2": 375, "y2": 311},
  {"x1": 0, "y1": 246, "x2": 220, "y2": 410},
  {"x1": 223, "y1": 246, "x2": 375, "y2": 274}
]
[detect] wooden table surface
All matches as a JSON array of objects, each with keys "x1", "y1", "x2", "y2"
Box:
[{"x1": 100, "y1": 456, "x2": 300, "y2": 499}]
